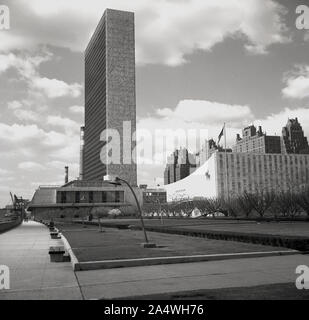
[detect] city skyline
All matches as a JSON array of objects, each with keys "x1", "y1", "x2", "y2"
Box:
[
  {"x1": 163, "y1": 117, "x2": 309, "y2": 186},
  {"x1": 0, "y1": 0, "x2": 309, "y2": 206}
]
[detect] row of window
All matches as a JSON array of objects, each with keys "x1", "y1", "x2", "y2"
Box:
[{"x1": 58, "y1": 191, "x2": 124, "y2": 204}]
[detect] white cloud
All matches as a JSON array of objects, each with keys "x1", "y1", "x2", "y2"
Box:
[
  {"x1": 255, "y1": 107, "x2": 309, "y2": 137},
  {"x1": 0, "y1": 78, "x2": 81, "y2": 205},
  {"x1": 31, "y1": 77, "x2": 82, "y2": 98},
  {"x1": 69, "y1": 105, "x2": 84, "y2": 114},
  {"x1": 0, "y1": 51, "x2": 52, "y2": 78},
  {"x1": 0, "y1": 168, "x2": 11, "y2": 176},
  {"x1": 0, "y1": 122, "x2": 76, "y2": 152},
  {"x1": 282, "y1": 66, "x2": 309, "y2": 99},
  {"x1": 157, "y1": 100, "x2": 253, "y2": 126},
  {"x1": 8, "y1": 98, "x2": 48, "y2": 124},
  {"x1": 0, "y1": 0, "x2": 290, "y2": 66},
  {"x1": 18, "y1": 161, "x2": 45, "y2": 170},
  {"x1": 14, "y1": 109, "x2": 40, "y2": 122},
  {"x1": 47, "y1": 115, "x2": 81, "y2": 135},
  {"x1": 0, "y1": 51, "x2": 82, "y2": 98},
  {"x1": 0, "y1": 123, "x2": 44, "y2": 144},
  {"x1": 47, "y1": 160, "x2": 79, "y2": 172},
  {"x1": 0, "y1": 121, "x2": 80, "y2": 206},
  {"x1": 7, "y1": 101, "x2": 23, "y2": 110}
]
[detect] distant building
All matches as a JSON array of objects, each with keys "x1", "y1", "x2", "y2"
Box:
[
  {"x1": 233, "y1": 125, "x2": 281, "y2": 154},
  {"x1": 282, "y1": 118, "x2": 309, "y2": 154},
  {"x1": 142, "y1": 188, "x2": 167, "y2": 205},
  {"x1": 164, "y1": 150, "x2": 178, "y2": 185},
  {"x1": 164, "y1": 148, "x2": 196, "y2": 185},
  {"x1": 198, "y1": 139, "x2": 232, "y2": 166},
  {"x1": 139, "y1": 184, "x2": 148, "y2": 190},
  {"x1": 164, "y1": 152, "x2": 309, "y2": 201},
  {"x1": 164, "y1": 166, "x2": 170, "y2": 186},
  {"x1": 83, "y1": 9, "x2": 137, "y2": 185},
  {"x1": 28, "y1": 180, "x2": 143, "y2": 218}
]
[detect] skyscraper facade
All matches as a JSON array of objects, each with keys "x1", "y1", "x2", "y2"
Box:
[
  {"x1": 83, "y1": 9, "x2": 137, "y2": 186},
  {"x1": 232, "y1": 125, "x2": 281, "y2": 154},
  {"x1": 282, "y1": 118, "x2": 309, "y2": 154},
  {"x1": 164, "y1": 148, "x2": 196, "y2": 185}
]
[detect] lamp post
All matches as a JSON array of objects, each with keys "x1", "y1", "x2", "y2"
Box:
[
  {"x1": 155, "y1": 184, "x2": 163, "y2": 225},
  {"x1": 104, "y1": 175, "x2": 155, "y2": 247}
]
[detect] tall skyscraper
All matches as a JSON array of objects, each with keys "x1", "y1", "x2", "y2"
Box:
[
  {"x1": 282, "y1": 118, "x2": 309, "y2": 154},
  {"x1": 83, "y1": 9, "x2": 137, "y2": 186},
  {"x1": 79, "y1": 126, "x2": 85, "y2": 180},
  {"x1": 164, "y1": 148, "x2": 197, "y2": 185}
]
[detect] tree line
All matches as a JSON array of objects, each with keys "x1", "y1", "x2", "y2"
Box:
[{"x1": 142, "y1": 187, "x2": 309, "y2": 219}]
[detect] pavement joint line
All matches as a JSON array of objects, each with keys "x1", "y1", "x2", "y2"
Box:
[
  {"x1": 75, "y1": 269, "x2": 262, "y2": 288},
  {"x1": 73, "y1": 249, "x2": 299, "y2": 271},
  {"x1": 0, "y1": 284, "x2": 81, "y2": 294}
]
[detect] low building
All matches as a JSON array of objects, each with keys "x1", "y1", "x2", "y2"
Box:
[
  {"x1": 142, "y1": 188, "x2": 167, "y2": 204},
  {"x1": 28, "y1": 180, "x2": 143, "y2": 219},
  {"x1": 164, "y1": 151, "x2": 309, "y2": 201}
]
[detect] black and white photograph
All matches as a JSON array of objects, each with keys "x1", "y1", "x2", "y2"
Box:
[{"x1": 0, "y1": 0, "x2": 309, "y2": 307}]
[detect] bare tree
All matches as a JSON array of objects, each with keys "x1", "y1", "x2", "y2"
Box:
[
  {"x1": 202, "y1": 198, "x2": 227, "y2": 216},
  {"x1": 245, "y1": 190, "x2": 275, "y2": 218},
  {"x1": 92, "y1": 207, "x2": 109, "y2": 232},
  {"x1": 272, "y1": 191, "x2": 302, "y2": 218},
  {"x1": 237, "y1": 193, "x2": 254, "y2": 217},
  {"x1": 221, "y1": 198, "x2": 239, "y2": 217},
  {"x1": 298, "y1": 186, "x2": 309, "y2": 216},
  {"x1": 192, "y1": 199, "x2": 209, "y2": 216}
]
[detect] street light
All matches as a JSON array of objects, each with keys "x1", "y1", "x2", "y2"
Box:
[
  {"x1": 104, "y1": 175, "x2": 156, "y2": 248},
  {"x1": 155, "y1": 184, "x2": 163, "y2": 225}
]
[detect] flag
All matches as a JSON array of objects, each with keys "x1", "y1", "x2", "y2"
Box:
[{"x1": 217, "y1": 124, "x2": 225, "y2": 145}]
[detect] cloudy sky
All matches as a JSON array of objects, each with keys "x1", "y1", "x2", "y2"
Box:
[{"x1": 0, "y1": 0, "x2": 309, "y2": 206}]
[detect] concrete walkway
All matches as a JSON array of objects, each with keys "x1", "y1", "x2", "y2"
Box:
[
  {"x1": 1, "y1": 221, "x2": 308, "y2": 300},
  {"x1": 76, "y1": 254, "x2": 309, "y2": 299},
  {"x1": 0, "y1": 221, "x2": 82, "y2": 300}
]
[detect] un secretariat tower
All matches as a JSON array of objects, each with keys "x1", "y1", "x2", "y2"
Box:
[{"x1": 83, "y1": 9, "x2": 137, "y2": 186}]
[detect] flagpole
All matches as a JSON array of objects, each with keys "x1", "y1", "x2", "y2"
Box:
[
  {"x1": 224, "y1": 123, "x2": 229, "y2": 201},
  {"x1": 224, "y1": 123, "x2": 227, "y2": 152}
]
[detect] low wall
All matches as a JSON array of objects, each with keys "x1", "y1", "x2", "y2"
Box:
[
  {"x1": 143, "y1": 226, "x2": 309, "y2": 252},
  {"x1": 0, "y1": 219, "x2": 22, "y2": 234}
]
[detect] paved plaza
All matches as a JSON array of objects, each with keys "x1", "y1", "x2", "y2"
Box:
[{"x1": 0, "y1": 221, "x2": 308, "y2": 300}]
